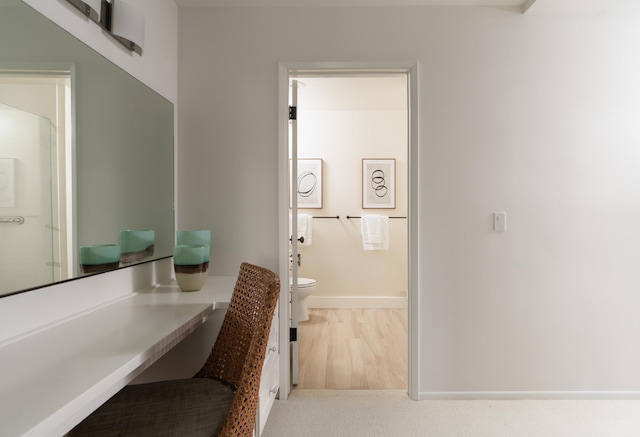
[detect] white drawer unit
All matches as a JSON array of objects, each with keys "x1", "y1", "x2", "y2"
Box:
[{"x1": 255, "y1": 304, "x2": 279, "y2": 436}]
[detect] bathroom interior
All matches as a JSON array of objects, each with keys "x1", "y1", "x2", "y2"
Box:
[{"x1": 290, "y1": 74, "x2": 409, "y2": 390}]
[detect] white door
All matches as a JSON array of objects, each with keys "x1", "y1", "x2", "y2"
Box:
[{"x1": 289, "y1": 78, "x2": 300, "y2": 386}]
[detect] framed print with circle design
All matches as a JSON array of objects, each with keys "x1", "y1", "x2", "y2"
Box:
[
  {"x1": 290, "y1": 158, "x2": 323, "y2": 209},
  {"x1": 362, "y1": 158, "x2": 395, "y2": 209}
]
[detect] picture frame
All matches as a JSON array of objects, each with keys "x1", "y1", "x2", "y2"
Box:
[
  {"x1": 0, "y1": 158, "x2": 16, "y2": 207},
  {"x1": 362, "y1": 158, "x2": 395, "y2": 209},
  {"x1": 290, "y1": 158, "x2": 323, "y2": 209}
]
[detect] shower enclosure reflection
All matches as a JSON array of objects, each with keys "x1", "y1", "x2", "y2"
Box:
[{"x1": 0, "y1": 73, "x2": 71, "y2": 294}]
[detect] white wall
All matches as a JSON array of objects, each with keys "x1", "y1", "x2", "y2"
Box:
[
  {"x1": 178, "y1": 6, "x2": 640, "y2": 397},
  {"x1": 22, "y1": 0, "x2": 177, "y2": 103}
]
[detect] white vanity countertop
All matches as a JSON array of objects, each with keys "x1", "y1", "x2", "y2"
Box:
[{"x1": 0, "y1": 276, "x2": 236, "y2": 437}]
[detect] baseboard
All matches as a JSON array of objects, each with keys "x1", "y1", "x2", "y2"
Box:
[
  {"x1": 306, "y1": 296, "x2": 407, "y2": 309},
  {"x1": 418, "y1": 391, "x2": 640, "y2": 400}
]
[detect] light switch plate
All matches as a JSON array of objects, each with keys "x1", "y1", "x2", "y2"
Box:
[{"x1": 494, "y1": 212, "x2": 506, "y2": 232}]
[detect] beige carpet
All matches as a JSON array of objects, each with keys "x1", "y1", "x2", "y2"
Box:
[{"x1": 262, "y1": 390, "x2": 640, "y2": 437}]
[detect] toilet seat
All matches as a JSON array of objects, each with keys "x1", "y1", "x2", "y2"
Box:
[
  {"x1": 289, "y1": 277, "x2": 316, "y2": 322},
  {"x1": 293, "y1": 277, "x2": 316, "y2": 289}
]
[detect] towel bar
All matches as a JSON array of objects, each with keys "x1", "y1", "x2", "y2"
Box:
[
  {"x1": 0, "y1": 216, "x2": 24, "y2": 224},
  {"x1": 312, "y1": 216, "x2": 339, "y2": 219},
  {"x1": 346, "y1": 215, "x2": 406, "y2": 219}
]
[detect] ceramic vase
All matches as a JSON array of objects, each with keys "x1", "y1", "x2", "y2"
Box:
[
  {"x1": 177, "y1": 229, "x2": 211, "y2": 247},
  {"x1": 174, "y1": 244, "x2": 210, "y2": 292}
]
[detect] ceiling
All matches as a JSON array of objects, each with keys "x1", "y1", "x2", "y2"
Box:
[
  {"x1": 172, "y1": 0, "x2": 640, "y2": 15},
  {"x1": 173, "y1": 0, "x2": 526, "y2": 6}
]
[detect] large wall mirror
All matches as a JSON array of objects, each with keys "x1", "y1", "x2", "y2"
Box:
[{"x1": 0, "y1": 0, "x2": 174, "y2": 297}]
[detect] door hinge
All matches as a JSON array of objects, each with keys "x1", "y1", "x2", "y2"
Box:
[
  {"x1": 289, "y1": 105, "x2": 297, "y2": 121},
  {"x1": 290, "y1": 327, "x2": 297, "y2": 342}
]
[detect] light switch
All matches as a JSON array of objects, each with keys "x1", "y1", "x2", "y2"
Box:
[{"x1": 494, "y1": 212, "x2": 506, "y2": 232}]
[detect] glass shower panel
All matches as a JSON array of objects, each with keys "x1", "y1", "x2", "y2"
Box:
[{"x1": 0, "y1": 103, "x2": 55, "y2": 294}]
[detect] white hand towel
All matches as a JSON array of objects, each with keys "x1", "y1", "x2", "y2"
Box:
[
  {"x1": 289, "y1": 213, "x2": 313, "y2": 246},
  {"x1": 298, "y1": 214, "x2": 312, "y2": 246},
  {"x1": 361, "y1": 214, "x2": 389, "y2": 251}
]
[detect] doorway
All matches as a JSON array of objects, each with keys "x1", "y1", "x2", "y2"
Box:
[
  {"x1": 0, "y1": 71, "x2": 72, "y2": 294},
  {"x1": 279, "y1": 63, "x2": 419, "y2": 400}
]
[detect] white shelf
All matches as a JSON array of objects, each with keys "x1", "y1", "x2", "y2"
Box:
[{"x1": 0, "y1": 276, "x2": 236, "y2": 437}]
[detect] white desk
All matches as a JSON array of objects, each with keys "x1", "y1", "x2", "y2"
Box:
[{"x1": 0, "y1": 276, "x2": 236, "y2": 437}]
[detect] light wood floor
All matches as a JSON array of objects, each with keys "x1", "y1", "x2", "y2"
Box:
[{"x1": 296, "y1": 308, "x2": 407, "y2": 390}]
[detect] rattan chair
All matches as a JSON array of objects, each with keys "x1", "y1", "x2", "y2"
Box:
[{"x1": 68, "y1": 262, "x2": 280, "y2": 437}]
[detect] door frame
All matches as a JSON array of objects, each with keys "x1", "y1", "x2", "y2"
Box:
[{"x1": 277, "y1": 61, "x2": 420, "y2": 400}]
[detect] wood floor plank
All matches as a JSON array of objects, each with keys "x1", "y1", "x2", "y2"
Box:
[{"x1": 297, "y1": 308, "x2": 407, "y2": 390}]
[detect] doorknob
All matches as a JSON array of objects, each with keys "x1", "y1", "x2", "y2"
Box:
[{"x1": 289, "y1": 236, "x2": 305, "y2": 244}]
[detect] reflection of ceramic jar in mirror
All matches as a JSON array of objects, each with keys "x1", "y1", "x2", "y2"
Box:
[
  {"x1": 174, "y1": 244, "x2": 210, "y2": 292},
  {"x1": 119, "y1": 230, "x2": 155, "y2": 265},
  {"x1": 79, "y1": 244, "x2": 121, "y2": 274}
]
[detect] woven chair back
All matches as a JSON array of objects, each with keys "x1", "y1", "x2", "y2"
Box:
[{"x1": 195, "y1": 262, "x2": 280, "y2": 437}]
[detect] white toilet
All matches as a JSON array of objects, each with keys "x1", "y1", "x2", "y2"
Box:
[{"x1": 290, "y1": 277, "x2": 316, "y2": 322}]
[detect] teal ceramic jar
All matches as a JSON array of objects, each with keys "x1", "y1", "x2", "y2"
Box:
[
  {"x1": 173, "y1": 244, "x2": 210, "y2": 292},
  {"x1": 119, "y1": 229, "x2": 155, "y2": 264},
  {"x1": 176, "y1": 229, "x2": 211, "y2": 247},
  {"x1": 79, "y1": 244, "x2": 121, "y2": 274}
]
